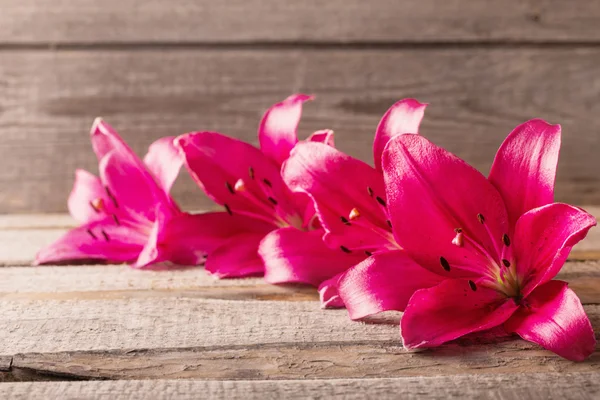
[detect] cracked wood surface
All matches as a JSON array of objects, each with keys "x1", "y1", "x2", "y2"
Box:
[
  {"x1": 2, "y1": 373, "x2": 599, "y2": 400},
  {"x1": 1, "y1": 214, "x2": 600, "y2": 397}
]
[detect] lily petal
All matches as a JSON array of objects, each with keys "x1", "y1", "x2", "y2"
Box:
[
  {"x1": 318, "y1": 275, "x2": 346, "y2": 308},
  {"x1": 135, "y1": 208, "x2": 274, "y2": 268},
  {"x1": 401, "y1": 279, "x2": 518, "y2": 350},
  {"x1": 335, "y1": 250, "x2": 444, "y2": 320},
  {"x1": 35, "y1": 219, "x2": 147, "y2": 265},
  {"x1": 261, "y1": 227, "x2": 363, "y2": 286},
  {"x1": 307, "y1": 129, "x2": 335, "y2": 147},
  {"x1": 383, "y1": 134, "x2": 509, "y2": 278},
  {"x1": 373, "y1": 99, "x2": 427, "y2": 171},
  {"x1": 100, "y1": 150, "x2": 175, "y2": 222},
  {"x1": 143, "y1": 136, "x2": 183, "y2": 195},
  {"x1": 177, "y1": 131, "x2": 297, "y2": 223},
  {"x1": 489, "y1": 119, "x2": 561, "y2": 228},
  {"x1": 205, "y1": 233, "x2": 266, "y2": 278},
  {"x1": 504, "y1": 280, "x2": 595, "y2": 361},
  {"x1": 90, "y1": 118, "x2": 137, "y2": 161},
  {"x1": 258, "y1": 94, "x2": 313, "y2": 165},
  {"x1": 68, "y1": 169, "x2": 110, "y2": 223},
  {"x1": 513, "y1": 203, "x2": 597, "y2": 295},
  {"x1": 283, "y1": 142, "x2": 391, "y2": 251}
]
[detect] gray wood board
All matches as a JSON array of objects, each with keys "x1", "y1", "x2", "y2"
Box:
[
  {"x1": 1, "y1": 48, "x2": 599, "y2": 213},
  {"x1": 1, "y1": 0, "x2": 600, "y2": 44}
]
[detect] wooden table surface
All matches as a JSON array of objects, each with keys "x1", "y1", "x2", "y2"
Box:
[{"x1": 1, "y1": 211, "x2": 600, "y2": 399}]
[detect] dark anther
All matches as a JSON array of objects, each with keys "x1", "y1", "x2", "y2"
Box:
[
  {"x1": 225, "y1": 181, "x2": 235, "y2": 194},
  {"x1": 468, "y1": 280, "x2": 477, "y2": 291},
  {"x1": 268, "y1": 197, "x2": 278, "y2": 205},
  {"x1": 367, "y1": 186, "x2": 374, "y2": 197},
  {"x1": 376, "y1": 196, "x2": 386, "y2": 207},
  {"x1": 105, "y1": 186, "x2": 119, "y2": 208},
  {"x1": 387, "y1": 220, "x2": 392, "y2": 228},
  {"x1": 364, "y1": 250, "x2": 373, "y2": 256},
  {"x1": 263, "y1": 178, "x2": 272, "y2": 187},
  {"x1": 101, "y1": 230, "x2": 110, "y2": 242},
  {"x1": 340, "y1": 216, "x2": 351, "y2": 226},
  {"x1": 477, "y1": 213, "x2": 485, "y2": 224},
  {"x1": 89, "y1": 200, "x2": 100, "y2": 213},
  {"x1": 224, "y1": 204, "x2": 233, "y2": 215},
  {"x1": 248, "y1": 167, "x2": 255, "y2": 180},
  {"x1": 502, "y1": 259, "x2": 511, "y2": 268},
  {"x1": 502, "y1": 234, "x2": 511, "y2": 247},
  {"x1": 454, "y1": 228, "x2": 463, "y2": 233},
  {"x1": 340, "y1": 245, "x2": 352, "y2": 253},
  {"x1": 440, "y1": 256, "x2": 451, "y2": 272},
  {"x1": 112, "y1": 214, "x2": 120, "y2": 226},
  {"x1": 87, "y1": 229, "x2": 97, "y2": 240}
]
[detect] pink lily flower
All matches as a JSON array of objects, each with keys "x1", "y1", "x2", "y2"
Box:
[
  {"x1": 176, "y1": 94, "x2": 362, "y2": 280},
  {"x1": 282, "y1": 99, "x2": 431, "y2": 309},
  {"x1": 381, "y1": 120, "x2": 596, "y2": 361},
  {"x1": 36, "y1": 119, "x2": 237, "y2": 267}
]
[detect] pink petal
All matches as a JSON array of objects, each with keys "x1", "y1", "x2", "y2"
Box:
[
  {"x1": 261, "y1": 227, "x2": 363, "y2": 286},
  {"x1": 68, "y1": 169, "x2": 109, "y2": 223},
  {"x1": 373, "y1": 99, "x2": 427, "y2": 171},
  {"x1": 100, "y1": 150, "x2": 176, "y2": 222},
  {"x1": 205, "y1": 233, "x2": 266, "y2": 278},
  {"x1": 513, "y1": 203, "x2": 597, "y2": 296},
  {"x1": 307, "y1": 129, "x2": 335, "y2": 147},
  {"x1": 504, "y1": 280, "x2": 595, "y2": 361},
  {"x1": 318, "y1": 276, "x2": 346, "y2": 308},
  {"x1": 382, "y1": 134, "x2": 509, "y2": 278},
  {"x1": 177, "y1": 131, "x2": 299, "y2": 223},
  {"x1": 258, "y1": 94, "x2": 313, "y2": 165},
  {"x1": 135, "y1": 207, "x2": 276, "y2": 268},
  {"x1": 336, "y1": 250, "x2": 444, "y2": 320},
  {"x1": 401, "y1": 279, "x2": 518, "y2": 350},
  {"x1": 489, "y1": 119, "x2": 561, "y2": 228},
  {"x1": 143, "y1": 136, "x2": 183, "y2": 195},
  {"x1": 283, "y1": 142, "x2": 392, "y2": 252},
  {"x1": 90, "y1": 118, "x2": 137, "y2": 162},
  {"x1": 35, "y1": 219, "x2": 147, "y2": 265}
]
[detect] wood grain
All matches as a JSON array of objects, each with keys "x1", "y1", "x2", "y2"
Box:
[
  {"x1": 0, "y1": 265, "x2": 318, "y2": 302},
  {"x1": 2, "y1": 0, "x2": 600, "y2": 44},
  {"x1": 8, "y1": 336, "x2": 600, "y2": 381},
  {"x1": 2, "y1": 373, "x2": 599, "y2": 399},
  {"x1": 1, "y1": 48, "x2": 600, "y2": 213},
  {"x1": 0, "y1": 261, "x2": 597, "y2": 303},
  {"x1": 0, "y1": 298, "x2": 402, "y2": 355}
]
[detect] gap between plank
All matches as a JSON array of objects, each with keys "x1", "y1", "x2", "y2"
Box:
[{"x1": 3, "y1": 41, "x2": 600, "y2": 52}]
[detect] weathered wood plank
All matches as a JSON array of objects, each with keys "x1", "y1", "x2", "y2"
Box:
[
  {"x1": 0, "y1": 299, "x2": 400, "y2": 356},
  {"x1": 2, "y1": 0, "x2": 600, "y2": 44},
  {"x1": 0, "y1": 262, "x2": 597, "y2": 304},
  {"x1": 0, "y1": 265, "x2": 317, "y2": 302},
  {"x1": 1, "y1": 297, "x2": 599, "y2": 379},
  {"x1": 2, "y1": 374, "x2": 599, "y2": 400},
  {"x1": 8, "y1": 336, "x2": 600, "y2": 381},
  {"x1": 1, "y1": 49, "x2": 600, "y2": 213},
  {"x1": 0, "y1": 214, "x2": 74, "y2": 230}
]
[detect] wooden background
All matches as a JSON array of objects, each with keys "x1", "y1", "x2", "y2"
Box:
[{"x1": 1, "y1": 0, "x2": 600, "y2": 214}]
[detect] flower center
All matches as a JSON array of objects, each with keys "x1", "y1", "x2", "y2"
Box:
[
  {"x1": 222, "y1": 166, "x2": 303, "y2": 229},
  {"x1": 335, "y1": 185, "x2": 400, "y2": 256},
  {"x1": 446, "y1": 212, "x2": 521, "y2": 298}
]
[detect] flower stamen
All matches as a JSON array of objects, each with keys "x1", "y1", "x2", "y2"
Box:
[{"x1": 105, "y1": 186, "x2": 119, "y2": 208}]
